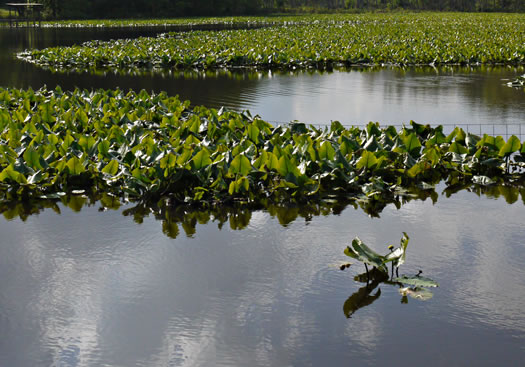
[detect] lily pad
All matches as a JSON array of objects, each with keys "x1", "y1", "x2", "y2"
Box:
[
  {"x1": 394, "y1": 275, "x2": 439, "y2": 288},
  {"x1": 344, "y1": 237, "x2": 386, "y2": 270}
]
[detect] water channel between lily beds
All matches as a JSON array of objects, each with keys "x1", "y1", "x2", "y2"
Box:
[
  {"x1": 0, "y1": 25, "x2": 525, "y2": 367},
  {"x1": 1, "y1": 27, "x2": 524, "y2": 129}
]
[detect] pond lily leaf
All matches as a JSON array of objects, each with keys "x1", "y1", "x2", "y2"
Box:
[
  {"x1": 319, "y1": 141, "x2": 336, "y2": 161},
  {"x1": 102, "y1": 159, "x2": 120, "y2": 176},
  {"x1": 344, "y1": 237, "x2": 386, "y2": 270},
  {"x1": 277, "y1": 155, "x2": 300, "y2": 177},
  {"x1": 229, "y1": 154, "x2": 251, "y2": 176},
  {"x1": 66, "y1": 156, "x2": 85, "y2": 175},
  {"x1": 247, "y1": 124, "x2": 260, "y2": 144},
  {"x1": 449, "y1": 141, "x2": 468, "y2": 154},
  {"x1": 23, "y1": 147, "x2": 43, "y2": 170},
  {"x1": 384, "y1": 232, "x2": 409, "y2": 267},
  {"x1": 0, "y1": 164, "x2": 27, "y2": 184},
  {"x1": 98, "y1": 140, "x2": 110, "y2": 157},
  {"x1": 356, "y1": 151, "x2": 378, "y2": 170},
  {"x1": 498, "y1": 135, "x2": 521, "y2": 157},
  {"x1": 191, "y1": 149, "x2": 212, "y2": 170},
  {"x1": 394, "y1": 275, "x2": 439, "y2": 288},
  {"x1": 403, "y1": 133, "x2": 422, "y2": 155}
]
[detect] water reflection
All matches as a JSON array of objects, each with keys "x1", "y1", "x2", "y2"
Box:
[
  {"x1": 343, "y1": 273, "x2": 384, "y2": 318},
  {"x1": 1, "y1": 182, "x2": 524, "y2": 240}
]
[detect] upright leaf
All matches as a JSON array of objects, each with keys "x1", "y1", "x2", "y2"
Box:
[
  {"x1": 192, "y1": 149, "x2": 212, "y2": 170},
  {"x1": 229, "y1": 154, "x2": 251, "y2": 176},
  {"x1": 498, "y1": 135, "x2": 521, "y2": 157},
  {"x1": 356, "y1": 151, "x2": 378, "y2": 170},
  {"x1": 102, "y1": 159, "x2": 119, "y2": 175}
]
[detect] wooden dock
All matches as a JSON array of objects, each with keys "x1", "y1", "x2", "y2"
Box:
[{"x1": 5, "y1": 3, "x2": 43, "y2": 27}]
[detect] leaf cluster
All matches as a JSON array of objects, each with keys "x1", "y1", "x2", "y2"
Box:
[
  {"x1": 0, "y1": 86, "x2": 524, "y2": 207},
  {"x1": 344, "y1": 232, "x2": 409, "y2": 273},
  {"x1": 19, "y1": 13, "x2": 525, "y2": 71}
]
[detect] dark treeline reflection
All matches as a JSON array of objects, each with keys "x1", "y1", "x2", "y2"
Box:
[{"x1": 1, "y1": 183, "x2": 524, "y2": 239}]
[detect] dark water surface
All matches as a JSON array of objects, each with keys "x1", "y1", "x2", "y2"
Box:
[{"x1": 1, "y1": 26, "x2": 525, "y2": 366}]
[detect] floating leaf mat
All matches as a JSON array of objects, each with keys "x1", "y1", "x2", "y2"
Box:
[
  {"x1": 18, "y1": 13, "x2": 525, "y2": 70},
  {"x1": 0, "y1": 87, "x2": 524, "y2": 209}
]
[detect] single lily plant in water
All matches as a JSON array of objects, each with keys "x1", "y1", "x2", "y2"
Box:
[
  {"x1": 342, "y1": 233, "x2": 439, "y2": 306},
  {"x1": 344, "y1": 232, "x2": 409, "y2": 280}
]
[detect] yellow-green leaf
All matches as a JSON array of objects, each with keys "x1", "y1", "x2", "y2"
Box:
[{"x1": 102, "y1": 159, "x2": 119, "y2": 175}]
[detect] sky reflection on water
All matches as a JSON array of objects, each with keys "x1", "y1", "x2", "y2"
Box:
[{"x1": 0, "y1": 187, "x2": 524, "y2": 366}]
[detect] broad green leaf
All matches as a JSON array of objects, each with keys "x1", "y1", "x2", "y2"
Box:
[
  {"x1": 266, "y1": 152, "x2": 280, "y2": 171},
  {"x1": 318, "y1": 141, "x2": 335, "y2": 160},
  {"x1": 247, "y1": 124, "x2": 260, "y2": 144},
  {"x1": 498, "y1": 135, "x2": 521, "y2": 157},
  {"x1": 422, "y1": 146, "x2": 440, "y2": 166},
  {"x1": 356, "y1": 151, "x2": 378, "y2": 170},
  {"x1": 75, "y1": 109, "x2": 89, "y2": 125},
  {"x1": 394, "y1": 275, "x2": 439, "y2": 288},
  {"x1": 277, "y1": 155, "x2": 299, "y2": 177},
  {"x1": 177, "y1": 148, "x2": 192, "y2": 166},
  {"x1": 228, "y1": 177, "x2": 249, "y2": 195},
  {"x1": 403, "y1": 133, "x2": 421, "y2": 154},
  {"x1": 229, "y1": 154, "x2": 251, "y2": 176},
  {"x1": 48, "y1": 134, "x2": 59, "y2": 146},
  {"x1": 23, "y1": 147, "x2": 43, "y2": 170},
  {"x1": 160, "y1": 153, "x2": 177, "y2": 169},
  {"x1": 78, "y1": 136, "x2": 96, "y2": 152},
  {"x1": 39, "y1": 103, "x2": 56, "y2": 123},
  {"x1": 448, "y1": 142, "x2": 468, "y2": 154},
  {"x1": 0, "y1": 165, "x2": 27, "y2": 184},
  {"x1": 102, "y1": 159, "x2": 119, "y2": 175},
  {"x1": 98, "y1": 139, "x2": 110, "y2": 157},
  {"x1": 66, "y1": 156, "x2": 85, "y2": 175},
  {"x1": 407, "y1": 162, "x2": 425, "y2": 177},
  {"x1": 344, "y1": 237, "x2": 386, "y2": 270},
  {"x1": 253, "y1": 151, "x2": 267, "y2": 170},
  {"x1": 191, "y1": 149, "x2": 212, "y2": 170}
]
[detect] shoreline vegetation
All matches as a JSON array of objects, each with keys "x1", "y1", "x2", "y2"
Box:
[
  {"x1": 18, "y1": 14, "x2": 525, "y2": 70},
  {"x1": 1, "y1": 87, "x2": 524, "y2": 214},
  {"x1": 1, "y1": 10, "x2": 523, "y2": 28},
  {"x1": 1, "y1": 0, "x2": 523, "y2": 21}
]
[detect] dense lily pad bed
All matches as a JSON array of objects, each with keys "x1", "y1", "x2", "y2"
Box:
[
  {"x1": 0, "y1": 87, "x2": 524, "y2": 208},
  {"x1": 18, "y1": 13, "x2": 525, "y2": 70}
]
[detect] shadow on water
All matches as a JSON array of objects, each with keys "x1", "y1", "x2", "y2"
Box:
[
  {"x1": 343, "y1": 268, "x2": 387, "y2": 319},
  {"x1": 2, "y1": 181, "x2": 524, "y2": 239}
]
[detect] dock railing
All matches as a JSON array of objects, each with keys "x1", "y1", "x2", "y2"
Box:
[{"x1": 268, "y1": 121, "x2": 525, "y2": 140}]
